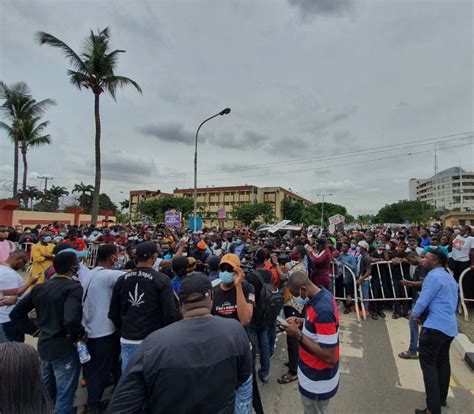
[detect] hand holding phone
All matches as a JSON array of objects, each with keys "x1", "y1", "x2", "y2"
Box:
[{"x1": 276, "y1": 316, "x2": 289, "y2": 327}]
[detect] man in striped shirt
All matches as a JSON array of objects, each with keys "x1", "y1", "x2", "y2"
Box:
[{"x1": 284, "y1": 271, "x2": 339, "y2": 414}]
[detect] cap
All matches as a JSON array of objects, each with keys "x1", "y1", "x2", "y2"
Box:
[
  {"x1": 206, "y1": 255, "x2": 221, "y2": 270},
  {"x1": 136, "y1": 241, "x2": 158, "y2": 260},
  {"x1": 196, "y1": 241, "x2": 207, "y2": 250},
  {"x1": 357, "y1": 241, "x2": 369, "y2": 250},
  {"x1": 172, "y1": 256, "x2": 189, "y2": 273},
  {"x1": 56, "y1": 247, "x2": 88, "y2": 258},
  {"x1": 178, "y1": 272, "x2": 212, "y2": 304},
  {"x1": 220, "y1": 253, "x2": 240, "y2": 269}
]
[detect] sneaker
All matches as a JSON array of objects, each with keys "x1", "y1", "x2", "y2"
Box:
[{"x1": 378, "y1": 311, "x2": 386, "y2": 318}]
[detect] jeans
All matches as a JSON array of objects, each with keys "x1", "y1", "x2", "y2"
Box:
[
  {"x1": 267, "y1": 323, "x2": 276, "y2": 357},
  {"x1": 0, "y1": 323, "x2": 6, "y2": 343},
  {"x1": 408, "y1": 304, "x2": 420, "y2": 354},
  {"x1": 120, "y1": 342, "x2": 141, "y2": 373},
  {"x1": 84, "y1": 334, "x2": 118, "y2": 407},
  {"x1": 1, "y1": 320, "x2": 25, "y2": 342},
  {"x1": 249, "y1": 326, "x2": 271, "y2": 380},
  {"x1": 419, "y1": 328, "x2": 454, "y2": 414},
  {"x1": 359, "y1": 278, "x2": 371, "y2": 311},
  {"x1": 41, "y1": 353, "x2": 81, "y2": 414},
  {"x1": 284, "y1": 305, "x2": 302, "y2": 375},
  {"x1": 235, "y1": 375, "x2": 253, "y2": 414},
  {"x1": 301, "y1": 394, "x2": 330, "y2": 414}
]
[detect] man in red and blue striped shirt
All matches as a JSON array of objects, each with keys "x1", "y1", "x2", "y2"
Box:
[{"x1": 284, "y1": 271, "x2": 339, "y2": 414}]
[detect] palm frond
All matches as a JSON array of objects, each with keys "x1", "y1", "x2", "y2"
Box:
[
  {"x1": 29, "y1": 134, "x2": 51, "y2": 147},
  {"x1": 67, "y1": 70, "x2": 92, "y2": 89},
  {"x1": 102, "y1": 75, "x2": 142, "y2": 100},
  {"x1": 36, "y1": 32, "x2": 86, "y2": 71}
]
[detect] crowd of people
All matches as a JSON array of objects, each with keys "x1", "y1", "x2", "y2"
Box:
[{"x1": 0, "y1": 221, "x2": 472, "y2": 414}]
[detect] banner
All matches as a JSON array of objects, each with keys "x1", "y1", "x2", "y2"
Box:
[
  {"x1": 329, "y1": 214, "x2": 345, "y2": 226},
  {"x1": 217, "y1": 207, "x2": 226, "y2": 219},
  {"x1": 165, "y1": 210, "x2": 181, "y2": 228}
]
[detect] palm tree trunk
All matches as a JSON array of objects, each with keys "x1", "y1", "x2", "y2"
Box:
[
  {"x1": 91, "y1": 92, "x2": 101, "y2": 225},
  {"x1": 13, "y1": 138, "x2": 19, "y2": 197},
  {"x1": 21, "y1": 148, "x2": 28, "y2": 208}
]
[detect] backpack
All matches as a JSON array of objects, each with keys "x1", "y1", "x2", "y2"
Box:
[{"x1": 253, "y1": 269, "x2": 284, "y2": 326}]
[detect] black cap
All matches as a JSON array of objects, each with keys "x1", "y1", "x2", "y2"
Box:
[
  {"x1": 136, "y1": 241, "x2": 158, "y2": 261},
  {"x1": 206, "y1": 255, "x2": 220, "y2": 271},
  {"x1": 178, "y1": 272, "x2": 212, "y2": 304},
  {"x1": 172, "y1": 256, "x2": 189, "y2": 273}
]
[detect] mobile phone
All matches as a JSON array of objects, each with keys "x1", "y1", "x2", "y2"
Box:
[{"x1": 276, "y1": 316, "x2": 289, "y2": 327}]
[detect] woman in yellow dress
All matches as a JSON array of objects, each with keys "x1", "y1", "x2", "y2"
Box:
[{"x1": 31, "y1": 233, "x2": 55, "y2": 283}]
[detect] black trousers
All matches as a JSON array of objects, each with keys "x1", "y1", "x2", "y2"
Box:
[
  {"x1": 419, "y1": 328, "x2": 454, "y2": 414},
  {"x1": 84, "y1": 333, "x2": 119, "y2": 407},
  {"x1": 247, "y1": 329, "x2": 264, "y2": 414},
  {"x1": 284, "y1": 305, "x2": 303, "y2": 376},
  {"x1": 449, "y1": 259, "x2": 473, "y2": 300}
]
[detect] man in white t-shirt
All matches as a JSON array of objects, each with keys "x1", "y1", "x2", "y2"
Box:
[
  {"x1": 82, "y1": 243, "x2": 124, "y2": 412},
  {"x1": 0, "y1": 225, "x2": 16, "y2": 263},
  {"x1": 0, "y1": 250, "x2": 36, "y2": 342},
  {"x1": 449, "y1": 226, "x2": 474, "y2": 301}
]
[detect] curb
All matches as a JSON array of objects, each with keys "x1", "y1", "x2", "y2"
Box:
[{"x1": 453, "y1": 334, "x2": 474, "y2": 370}]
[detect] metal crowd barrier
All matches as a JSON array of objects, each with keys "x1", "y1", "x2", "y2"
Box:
[
  {"x1": 20, "y1": 242, "x2": 34, "y2": 261},
  {"x1": 84, "y1": 243, "x2": 99, "y2": 268},
  {"x1": 331, "y1": 262, "x2": 361, "y2": 323},
  {"x1": 459, "y1": 267, "x2": 473, "y2": 321}
]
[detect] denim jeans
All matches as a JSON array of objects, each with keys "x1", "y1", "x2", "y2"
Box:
[
  {"x1": 359, "y1": 278, "x2": 371, "y2": 311},
  {"x1": 41, "y1": 353, "x2": 81, "y2": 414},
  {"x1": 235, "y1": 375, "x2": 253, "y2": 414},
  {"x1": 249, "y1": 326, "x2": 271, "y2": 379},
  {"x1": 408, "y1": 304, "x2": 420, "y2": 354},
  {"x1": 120, "y1": 342, "x2": 141, "y2": 373},
  {"x1": 267, "y1": 324, "x2": 276, "y2": 357}
]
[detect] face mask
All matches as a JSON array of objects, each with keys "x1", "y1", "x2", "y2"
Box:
[
  {"x1": 236, "y1": 239, "x2": 242, "y2": 245},
  {"x1": 60, "y1": 232, "x2": 67, "y2": 237},
  {"x1": 219, "y1": 271, "x2": 234, "y2": 284},
  {"x1": 295, "y1": 296, "x2": 310, "y2": 305},
  {"x1": 137, "y1": 238, "x2": 144, "y2": 243},
  {"x1": 350, "y1": 244, "x2": 356, "y2": 249},
  {"x1": 25, "y1": 230, "x2": 31, "y2": 234},
  {"x1": 43, "y1": 236, "x2": 52, "y2": 243},
  {"x1": 356, "y1": 246, "x2": 361, "y2": 252}
]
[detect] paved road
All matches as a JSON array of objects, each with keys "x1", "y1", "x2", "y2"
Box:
[{"x1": 259, "y1": 313, "x2": 474, "y2": 414}]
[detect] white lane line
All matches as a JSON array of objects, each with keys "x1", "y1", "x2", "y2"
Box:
[{"x1": 386, "y1": 317, "x2": 453, "y2": 397}]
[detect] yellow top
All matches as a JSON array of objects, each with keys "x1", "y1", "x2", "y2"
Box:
[{"x1": 31, "y1": 242, "x2": 55, "y2": 283}]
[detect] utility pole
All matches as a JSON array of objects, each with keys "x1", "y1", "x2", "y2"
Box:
[
  {"x1": 316, "y1": 193, "x2": 333, "y2": 229},
  {"x1": 38, "y1": 176, "x2": 53, "y2": 192},
  {"x1": 434, "y1": 144, "x2": 438, "y2": 175}
]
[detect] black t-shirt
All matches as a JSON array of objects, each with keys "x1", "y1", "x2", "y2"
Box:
[
  {"x1": 108, "y1": 316, "x2": 252, "y2": 414},
  {"x1": 212, "y1": 282, "x2": 255, "y2": 321}
]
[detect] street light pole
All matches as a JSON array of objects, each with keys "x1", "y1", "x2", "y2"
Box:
[
  {"x1": 316, "y1": 193, "x2": 333, "y2": 229},
  {"x1": 193, "y1": 108, "x2": 231, "y2": 231}
]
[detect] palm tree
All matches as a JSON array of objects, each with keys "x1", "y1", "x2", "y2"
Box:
[
  {"x1": 119, "y1": 199, "x2": 129, "y2": 211},
  {"x1": 72, "y1": 182, "x2": 95, "y2": 210},
  {"x1": 18, "y1": 186, "x2": 43, "y2": 210},
  {"x1": 46, "y1": 185, "x2": 69, "y2": 211},
  {"x1": 0, "y1": 82, "x2": 55, "y2": 197},
  {"x1": 37, "y1": 27, "x2": 142, "y2": 225}
]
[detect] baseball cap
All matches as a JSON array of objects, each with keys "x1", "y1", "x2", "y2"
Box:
[
  {"x1": 172, "y1": 256, "x2": 189, "y2": 273},
  {"x1": 55, "y1": 246, "x2": 88, "y2": 258},
  {"x1": 196, "y1": 241, "x2": 207, "y2": 250},
  {"x1": 220, "y1": 253, "x2": 240, "y2": 269},
  {"x1": 178, "y1": 272, "x2": 212, "y2": 304},
  {"x1": 357, "y1": 241, "x2": 369, "y2": 250},
  {"x1": 136, "y1": 241, "x2": 158, "y2": 260},
  {"x1": 206, "y1": 255, "x2": 220, "y2": 271}
]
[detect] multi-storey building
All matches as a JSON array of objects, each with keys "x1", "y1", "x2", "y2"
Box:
[
  {"x1": 129, "y1": 189, "x2": 173, "y2": 221},
  {"x1": 409, "y1": 167, "x2": 474, "y2": 211}
]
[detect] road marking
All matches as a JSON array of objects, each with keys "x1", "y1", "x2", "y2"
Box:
[{"x1": 386, "y1": 318, "x2": 453, "y2": 397}]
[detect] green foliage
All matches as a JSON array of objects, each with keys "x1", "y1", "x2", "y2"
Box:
[
  {"x1": 300, "y1": 202, "x2": 347, "y2": 227},
  {"x1": 375, "y1": 200, "x2": 434, "y2": 224},
  {"x1": 99, "y1": 193, "x2": 117, "y2": 213},
  {"x1": 137, "y1": 196, "x2": 194, "y2": 222},
  {"x1": 232, "y1": 202, "x2": 276, "y2": 226},
  {"x1": 282, "y1": 199, "x2": 305, "y2": 224},
  {"x1": 72, "y1": 182, "x2": 95, "y2": 211},
  {"x1": 356, "y1": 214, "x2": 376, "y2": 225},
  {"x1": 119, "y1": 199, "x2": 129, "y2": 211}
]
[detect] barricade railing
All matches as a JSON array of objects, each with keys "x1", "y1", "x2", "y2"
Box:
[
  {"x1": 84, "y1": 243, "x2": 99, "y2": 268},
  {"x1": 331, "y1": 262, "x2": 361, "y2": 323},
  {"x1": 20, "y1": 242, "x2": 34, "y2": 261},
  {"x1": 459, "y1": 267, "x2": 473, "y2": 321}
]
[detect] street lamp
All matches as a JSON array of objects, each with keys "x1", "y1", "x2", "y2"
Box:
[
  {"x1": 316, "y1": 193, "x2": 333, "y2": 230},
  {"x1": 193, "y1": 108, "x2": 231, "y2": 231}
]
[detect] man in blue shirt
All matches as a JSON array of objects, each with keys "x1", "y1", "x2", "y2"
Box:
[
  {"x1": 411, "y1": 250, "x2": 458, "y2": 414},
  {"x1": 337, "y1": 242, "x2": 357, "y2": 314}
]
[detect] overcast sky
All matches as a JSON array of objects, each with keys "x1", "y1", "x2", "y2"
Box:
[{"x1": 0, "y1": 0, "x2": 473, "y2": 215}]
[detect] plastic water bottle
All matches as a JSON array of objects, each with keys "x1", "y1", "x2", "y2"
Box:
[{"x1": 76, "y1": 341, "x2": 91, "y2": 364}]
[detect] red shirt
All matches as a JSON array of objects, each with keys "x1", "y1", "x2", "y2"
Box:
[{"x1": 64, "y1": 238, "x2": 87, "y2": 251}]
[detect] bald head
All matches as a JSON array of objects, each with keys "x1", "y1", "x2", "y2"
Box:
[{"x1": 6, "y1": 250, "x2": 29, "y2": 271}]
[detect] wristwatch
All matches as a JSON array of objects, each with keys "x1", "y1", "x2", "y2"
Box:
[{"x1": 297, "y1": 332, "x2": 303, "y2": 343}]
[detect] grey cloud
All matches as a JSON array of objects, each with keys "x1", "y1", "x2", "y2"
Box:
[
  {"x1": 267, "y1": 137, "x2": 311, "y2": 157},
  {"x1": 288, "y1": 0, "x2": 353, "y2": 19},
  {"x1": 140, "y1": 122, "x2": 196, "y2": 145},
  {"x1": 216, "y1": 130, "x2": 270, "y2": 150}
]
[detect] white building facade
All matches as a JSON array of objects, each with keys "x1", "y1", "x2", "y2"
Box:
[{"x1": 409, "y1": 167, "x2": 474, "y2": 211}]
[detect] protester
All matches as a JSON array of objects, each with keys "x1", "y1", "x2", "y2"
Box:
[
  {"x1": 82, "y1": 244, "x2": 124, "y2": 413},
  {"x1": 307, "y1": 238, "x2": 333, "y2": 290},
  {"x1": 31, "y1": 232, "x2": 56, "y2": 283},
  {"x1": 411, "y1": 250, "x2": 458, "y2": 414},
  {"x1": 0, "y1": 342, "x2": 53, "y2": 414},
  {"x1": 170, "y1": 255, "x2": 189, "y2": 294},
  {"x1": 10, "y1": 251, "x2": 84, "y2": 414},
  {"x1": 206, "y1": 255, "x2": 220, "y2": 282},
  {"x1": 337, "y1": 242, "x2": 358, "y2": 314},
  {"x1": 94, "y1": 228, "x2": 114, "y2": 244},
  {"x1": 0, "y1": 225, "x2": 16, "y2": 263},
  {"x1": 355, "y1": 241, "x2": 372, "y2": 317},
  {"x1": 421, "y1": 236, "x2": 449, "y2": 257},
  {"x1": 284, "y1": 271, "x2": 339, "y2": 414},
  {"x1": 448, "y1": 225, "x2": 473, "y2": 282},
  {"x1": 0, "y1": 250, "x2": 35, "y2": 343},
  {"x1": 109, "y1": 241, "x2": 179, "y2": 372},
  {"x1": 63, "y1": 228, "x2": 87, "y2": 251}
]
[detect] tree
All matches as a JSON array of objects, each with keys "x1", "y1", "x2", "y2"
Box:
[
  {"x1": 99, "y1": 193, "x2": 117, "y2": 213},
  {"x1": 38, "y1": 27, "x2": 142, "y2": 225},
  {"x1": 375, "y1": 200, "x2": 435, "y2": 224},
  {"x1": 46, "y1": 185, "x2": 69, "y2": 211},
  {"x1": 17, "y1": 186, "x2": 43, "y2": 210},
  {"x1": 282, "y1": 199, "x2": 305, "y2": 224},
  {"x1": 300, "y1": 202, "x2": 348, "y2": 227},
  {"x1": 231, "y1": 202, "x2": 275, "y2": 226},
  {"x1": 72, "y1": 182, "x2": 95, "y2": 210},
  {"x1": 357, "y1": 214, "x2": 376, "y2": 225},
  {"x1": 137, "y1": 196, "x2": 194, "y2": 222},
  {"x1": 0, "y1": 82, "x2": 55, "y2": 197},
  {"x1": 18, "y1": 117, "x2": 52, "y2": 206},
  {"x1": 119, "y1": 199, "x2": 129, "y2": 211}
]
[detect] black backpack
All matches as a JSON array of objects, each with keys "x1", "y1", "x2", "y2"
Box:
[{"x1": 253, "y1": 269, "x2": 284, "y2": 326}]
